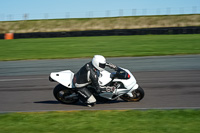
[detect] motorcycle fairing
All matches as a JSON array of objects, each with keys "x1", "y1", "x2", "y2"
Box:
[
  {"x1": 98, "y1": 70, "x2": 112, "y2": 86},
  {"x1": 50, "y1": 70, "x2": 74, "y2": 88},
  {"x1": 98, "y1": 68, "x2": 138, "y2": 100},
  {"x1": 99, "y1": 68, "x2": 137, "y2": 89}
]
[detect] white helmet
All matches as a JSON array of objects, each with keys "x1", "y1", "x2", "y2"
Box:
[{"x1": 92, "y1": 55, "x2": 106, "y2": 71}]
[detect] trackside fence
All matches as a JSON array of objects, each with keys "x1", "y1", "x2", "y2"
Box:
[{"x1": 0, "y1": 26, "x2": 199, "y2": 39}]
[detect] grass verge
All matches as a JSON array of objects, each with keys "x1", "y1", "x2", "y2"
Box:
[
  {"x1": 0, "y1": 109, "x2": 200, "y2": 133},
  {"x1": 1, "y1": 14, "x2": 200, "y2": 33},
  {"x1": 0, "y1": 34, "x2": 200, "y2": 61}
]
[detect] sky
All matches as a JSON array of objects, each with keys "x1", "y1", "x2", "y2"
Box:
[{"x1": 0, "y1": 0, "x2": 200, "y2": 21}]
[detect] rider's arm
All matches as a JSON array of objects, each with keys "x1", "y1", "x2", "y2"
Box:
[{"x1": 106, "y1": 62, "x2": 118, "y2": 71}]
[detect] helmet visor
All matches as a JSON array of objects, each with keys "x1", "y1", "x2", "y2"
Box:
[{"x1": 99, "y1": 63, "x2": 106, "y2": 69}]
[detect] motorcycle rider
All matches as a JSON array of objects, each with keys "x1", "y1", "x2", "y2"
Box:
[{"x1": 73, "y1": 55, "x2": 117, "y2": 107}]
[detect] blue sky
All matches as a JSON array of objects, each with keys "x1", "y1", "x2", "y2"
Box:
[{"x1": 0, "y1": 0, "x2": 199, "y2": 21}]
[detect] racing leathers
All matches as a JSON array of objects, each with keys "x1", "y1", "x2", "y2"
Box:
[
  {"x1": 73, "y1": 62, "x2": 101, "y2": 106},
  {"x1": 73, "y1": 61, "x2": 118, "y2": 106}
]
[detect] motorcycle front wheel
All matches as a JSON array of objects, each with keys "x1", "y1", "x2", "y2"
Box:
[
  {"x1": 53, "y1": 84, "x2": 79, "y2": 104},
  {"x1": 120, "y1": 86, "x2": 144, "y2": 102}
]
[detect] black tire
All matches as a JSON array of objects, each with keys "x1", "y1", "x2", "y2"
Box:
[
  {"x1": 120, "y1": 86, "x2": 145, "y2": 102},
  {"x1": 53, "y1": 84, "x2": 79, "y2": 104}
]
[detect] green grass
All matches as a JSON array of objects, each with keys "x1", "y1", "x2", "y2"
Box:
[
  {"x1": 0, "y1": 34, "x2": 200, "y2": 61},
  {"x1": 0, "y1": 109, "x2": 200, "y2": 133}
]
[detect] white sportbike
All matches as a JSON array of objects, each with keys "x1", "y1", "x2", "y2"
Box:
[{"x1": 49, "y1": 67, "x2": 144, "y2": 104}]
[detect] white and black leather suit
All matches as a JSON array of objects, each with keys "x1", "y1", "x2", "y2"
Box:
[{"x1": 73, "y1": 61, "x2": 102, "y2": 105}]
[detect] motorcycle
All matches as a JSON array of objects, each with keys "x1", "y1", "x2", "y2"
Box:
[{"x1": 49, "y1": 66, "x2": 144, "y2": 105}]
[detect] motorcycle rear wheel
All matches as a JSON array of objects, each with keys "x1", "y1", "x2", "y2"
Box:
[
  {"x1": 120, "y1": 86, "x2": 144, "y2": 102},
  {"x1": 53, "y1": 84, "x2": 79, "y2": 104}
]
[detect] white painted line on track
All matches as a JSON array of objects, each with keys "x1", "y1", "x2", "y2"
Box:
[{"x1": 0, "y1": 78, "x2": 46, "y2": 82}]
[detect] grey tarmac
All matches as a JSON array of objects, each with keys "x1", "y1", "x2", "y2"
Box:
[{"x1": 0, "y1": 55, "x2": 200, "y2": 112}]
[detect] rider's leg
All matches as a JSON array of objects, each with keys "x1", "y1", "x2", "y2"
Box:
[{"x1": 76, "y1": 87, "x2": 96, "y2": 107}]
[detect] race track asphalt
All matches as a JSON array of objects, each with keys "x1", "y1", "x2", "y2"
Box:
[{"x1": 0, "y1": 55, "x2": 200, "y2": 112}]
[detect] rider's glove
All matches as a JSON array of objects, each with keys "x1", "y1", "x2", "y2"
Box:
[{"x1": 106, "y1": 62, "x2": 118, "y2": 71}]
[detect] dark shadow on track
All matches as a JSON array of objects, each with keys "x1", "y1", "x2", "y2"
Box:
[{"x1": 34, "y1": 100, "x2": 126, "y2": 106}]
